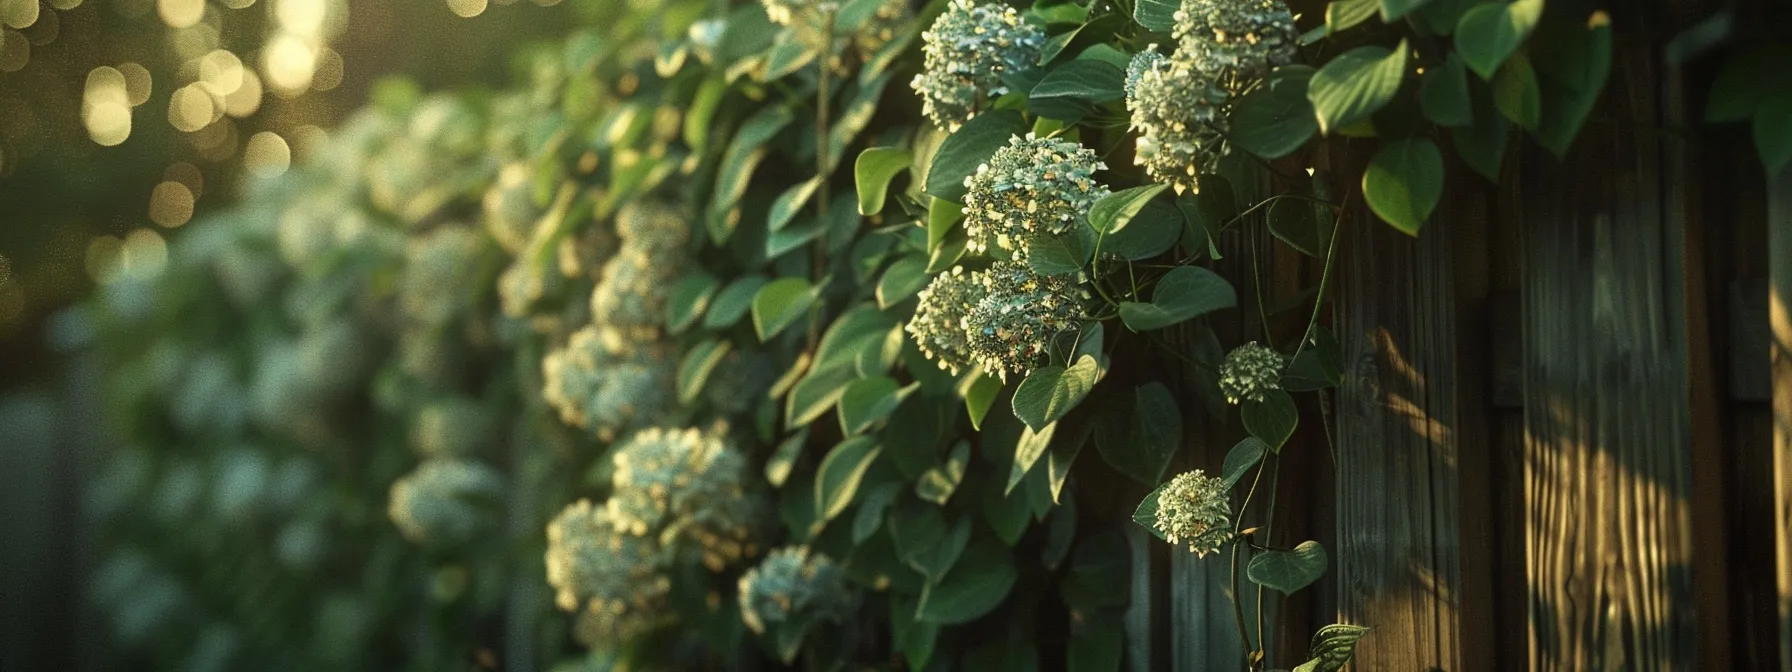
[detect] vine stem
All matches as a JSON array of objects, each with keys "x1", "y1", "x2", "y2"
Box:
[
  {"x1": 1288, "y1": 190, "x2": 1350, "y2": 365},
  {"x1": 1232, "y1": 460, "x2": 1270, "y2": 665}
]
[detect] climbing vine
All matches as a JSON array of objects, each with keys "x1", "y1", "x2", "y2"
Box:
[{"x1": 82, "y1": 0, "x2": 1625, "y2": 669}]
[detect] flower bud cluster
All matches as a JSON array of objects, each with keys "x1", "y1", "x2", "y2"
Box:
[
  {"x1": 1172, "y1": 0, "x2": 1299, "y2": 82},
  {"x1": 1217, "y1": 340, "x2": 1285, "y2": 404},
  {"x1": 607, "y1": 426, "x2": 769, "y2": 569},
  {"x1": 907, "y1": 261, "x2": 1090, "y2": 380},
  {"x1": 1155, "y1": 470, "x2": 1233, "y2": 557},
  {"x1": 1126, "y1": 50, "x2": 1230, "y2": 194},
  {"x1": 386, "y1": 458, "x2": 506, "y2": 547},
  {"x1": 737, "y1": 546, "x2": 855, "y2": 638},
  {"x1": 910, "y1": 0, "x2": 1044, "y2": 130},
  {"x1": 961, "y1": 133, "x2": 1109, "y2": 257},
  {"x1": 545, "y1": 499, "x2": 673, "y2": 645}
]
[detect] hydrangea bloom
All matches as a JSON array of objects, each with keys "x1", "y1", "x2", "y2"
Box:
[
  {"x1": 963, "y1": 261, "x2": 1090, "y2": 379},
  {"x1": 910, "y1": 0, "x2": 1044, "y2": 130},
  {"x1": 1155, "y1": 470, "x2": 1232, "y2": 557},
  {"x1": 1127, "y1": 52, "x2": 1230, "y2": 194},
  {"x1": 1172, "y1": 0, "x2": 1299, "y2": 83},
  {"x1": 540, "y1": 325, "x2": 678, "y2": 440},
  {"x1": 386, "y1": 458, "x2": 506, "y2": 546},
  {"x1": 1218, "y1": 341, "x2": 1285, "y2": 404},
  {"x1": 961, "y1": 133, "x2": 1109, "y2": 257},
  {"x1": 399, "y1": 226, "x2": 483, "y2": 328},
  {"x1": 737, "y1": 546, "x2": 855, "y2": 660},
  {"x1": 590, "y1": 202, "x2": 691, "y2": 336},
  {"x1": 1125, "y1": 46, "x2": 1167, "y2": 99},
  {"x1": 607, "y1": 426, "x2": 768, "y2": 568},
  {"x1": 544, "y1": 499, "x2": 672, "y2": 644},
  {"x1": 906, "y1": 265, "x2": 987, "y2": 374}
]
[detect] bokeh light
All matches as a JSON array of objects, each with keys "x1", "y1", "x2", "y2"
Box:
[
  {"x1": 165, "y1": 162, "x2": 204, "y2": 195},
  {"x1": 118, "y1": 62, "x2": 153, "y2": 106},
  {"x1": 84, "y1": 66, "x2": 133, "y2": 146},
  {"x1": 157, "y1": 0, "x2": 205, "y2": 29},
  {"x1": 0, "y1": 28, "x2": 30, "y2": 72},
  {"x1": 263, "y1": 33, "x2": 317, "y2": 94},
  {"x1": 1, "y1": 0, "x2": 40, "y2": 30},
  {"x1": 448, "y1": 0, "x2": 488, "y2": 18},
  {"x1": 168, "y1": 83, "x2": 217, "y2": 132},
  {"x1": 243, "y1": 131, "x2": 291, "y2": 178},
  {"x1": 148, "y1": 181, "x2": 195, "y2": 227}
]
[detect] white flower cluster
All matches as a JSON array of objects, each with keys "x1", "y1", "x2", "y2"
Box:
[
  {"x1": 910, "y1": 0, "x2": 1044, "y2": 130},
  {"x1": 545, "y1": 499, "x2": 673, "y2": 645},
  {"x1": 1172, "y1": 0, "x2": 1299, "y2": 82},
  {"x1": 1126, "y1": 0, "x2": 1296, "y2": 194},
  {"x1": 607, "y1": 426, "x2": 769, "y2": 569},
  {"x1": 907, "y1": 261, "x2": 1090, "y2": 380},
  {"x1": 400, "y1": 226, "x2": 485, "y2": 328},
  {"x1": 386, "y1": 458, "x2": 506, "y2": 546},
  {"x1": 737, "y1": 546, "x2": 855, "y2": 642},
  {"x1": 1155, "y1": 470, "x2": 1233, "y2": 557},
  {"x1": 1218, "y1": 340, "x2": 1285, "y2": 404},
  {"x1": 962, "y1": 133, "x2": 1110, "y2": 257},
  {"x1": 1126, "y1": 50, "x2": 1230, "y2": 195}
]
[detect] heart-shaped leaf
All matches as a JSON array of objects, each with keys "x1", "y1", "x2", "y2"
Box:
[
  {"x1": 752, "y1": 277, "x2": 820, "y2": 341},
  {"x1": 856, "y1": 147, "x2": 912, "y2": 215},
  {"x1": 1241, "y1": 389, "x2": 1299, "y2": 451},
  {"x1": 1246, "y1": 540, "x2": 1329, "y2": 594},
  {"x1": 1362, "y1": 137, "x2": 1443, "y2": 235},
  {"x1": 1308, "y1": 41, "x2": 1408, "y2": 135},
  {"x1": 1119, "y1": 266, "x2": 1238, "y2": 331},
  {"x1": 1454, "y1": 0, "x2": 1543, "y2": 79},
  {"x1": 1011, "y1": 355, "x2": 1099, "y2": 432}
]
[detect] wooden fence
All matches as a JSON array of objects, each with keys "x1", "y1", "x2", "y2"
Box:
[{"x1": 1122, "y1": 11, "x2": 1792, "y2": 672}]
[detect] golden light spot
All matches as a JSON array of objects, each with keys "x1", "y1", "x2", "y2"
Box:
[
  {"x1": 289, "y1": 124, "x2": 326, "y2": 160},
  {"x1": 168, "y1": 83, "x2": 217, "y2": 132},
  {"x1": 122, "y1": 229, "x2": 169, "y2": 278},
  {"x1": 193, "y1": 119, "x2": 239, "y2": 161},
  {"x1": 243, "y1": 131, "x2": 290, "y2": 177},
  {"x1": 84, "y1": 66, "x2": 133, "y2": 146},
  {"x1": 170, "y1": 23, "x2": 219, "y2": 62},
  {"x1": 223, "y1": 69, "x2": 262, "y2": 116},
  {"x1": 0, "y1": 28, "x2": 29, "y2": 72},
  {"x1": 447, "y1": 0, "x2": 487, "y2": 17},
  {"x1": 118, "y1": 62, "x2": 152, "y2": 105},
  {"x1": 157, "y1": 0, "x2": 204, "y2": 28},
  {"x1": 149, "y1": 181, "x2": 195, "y2": 227},
  {"x1": 220, "y1": 0, "x2": 255, "y2": 8},
  {"x1": 262, "y1": 33, "x2": 317, "y2": 94},
  {"x1": 274, "y1": 0, "x2": 325, "y2": 36},
  {"x1": 199, "y1": 49, "x2": 245, "y2": 95},
  {"x1": 1, "y1": 0, "x2": 39, "y2": 30},
  {"x1": 51, "y1": 0, "x2": 83, "y2": 9},
  {"x1": 311, "y1": 48, "x2": 342, "y2": 91},
  {"x1": 164, "y1": 162, "x2": 203, "y2": 195}
]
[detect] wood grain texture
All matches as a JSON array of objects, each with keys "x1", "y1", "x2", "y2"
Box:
[
  {"x1": 1770, "y1": 169, "x2": 1792, "y2": 670},
  {"x1": 1332, "y1": 208, "x2": 1464, "y2": 671},
  {"x1": 1519, "y1": 47, "x2": 1698, "y2": 670}
]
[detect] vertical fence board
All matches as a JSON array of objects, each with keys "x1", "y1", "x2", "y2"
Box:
[
  {"x1": 1331, "y1": 206, "x2": 1465, "y2": 670},
  {"x1": 1519, "y1": 46, "x2": 1698, "y2": 670},
  {"x1": 1771, "y1": 169, "x2": 1792, "y2": 669}
]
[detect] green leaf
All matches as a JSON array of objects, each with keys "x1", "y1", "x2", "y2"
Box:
[
  {"x1": 1094, "y1": 382, "x2": 1183, "y2": 485},
  {"x1": 768, "y1": 177, "x2": 823, "y2": 233},
  {"x1": 891, "y1": 505, "x2": 962, "y2": 579},
  {"x1": 1029, "y1": 60, "x2": 1127, "y2": 123},
  {"x1": 1118, "y1": 266, "x2": 1237, "y2": 331},
  {"x1": 926, "y1": 110, "x2": 1028, "y2": 201},
  {"x1": 1012, "y1": 356, "x2": 1099, "y2": 432},
  {"x1": 786, "y1": 365, "x2": 859, "y2": 426},
  {"x1": 1230, "y1": 66, "x2": 1318, "y2": 159},
  {"x1": 962, "y1": 370, "x2": 1004, "y2": 430},
  {"x1": 751, "y1": 277, "x2": 820, "y2": 341},
  {"x1": 927, "y1": 196, "x2": 964, "y2": 252},
  {"x1": 1532, "y1": 20, "x2": 1611, "y2": 158},
  {"x1": 1045, "y1": 418, "x2": 1089, "y2": 502},
  {"x1": 677, "y1": 338, "x2": 732, "y2": 404},
  {"x1": 827, "y1": 73, "x2": 892, "y2": 168},
  {"x1": 1362, "y1": 137, "x2": 1443, "y2": 235},
  {"x1": 1267, "y1": 195, "x2": 1332, "y2": 257},
  {"x1": 1131, "y1": 482, "x2": 1168, "y2": 540},
  {"x1": 916, "y1": 440, "x2": 971, "y2": 504},
  {"x1": 761, "y1": 34, "x2": 818, "y2": 81},
  {"x1": 982, "y1": 471, "x2": 1033, "y2": 545},
  {"x1": 1412, "y1": 0, "x2": 1471, "y2": 34},
  {"x1": 1221, "y1": 438, "x2": 1269, "y2": 489},
  {"x1": 1241, "y1": 389, "x2": 1298, "y2": 451},
  {"x1": 1006, "y1": 420, "x2": 1059, "y2": 494},
  {"x1": 1757, "y1": 94, "x2": 1792, "y2": 177},
  {"x1": 765, "y1": 427, "x2": 810, "y2": 487},
  {"x1": 916, "y1": 539, "x2": 1017, "y2": 624},
  {"x1": 1283, "y1": 327, "x2": 1345, "y2": 391},
  {"x1": 1028, "y1": 224, "x2": 1097, "y2": 275},
  {"x1": 1419, "y1": 54, "x2": 1471, "y2": 127},
  {"x1": 1308, "y1": 41, "x2": 1408, "y2": 135},
  {"x1": 891, "y1": 596, "x2": 940, "y2": 669},
  {"x1": 1089, "y1": 184, "x2": 1169, "y2": 234},
  {"x1": 816, "y1": 304, "x2": 898, "y2": 371},
  {"x1": 1132, "y1": 0, "x2": 1177, "y2": 31},
  {"x1": 1379, "y1": 0, "x2": 1431, "y2": 21},
  {"x1": 706, "y1": 275, "x2": 769, "y2": 329},
  {"x1": 877, "y1": 256, "x2": 930, "y2": 308},
  {"x1": 1325, "y1": 0, "x2": 1378, "y2": 34},
  {"x1": 815, "y1": 436, "x2": 883, "y2": 523},
  {"x1": 839, "y1": 377, "x2": 914, "y2": 435},
  {"x1": 1246, "y1": 540, "x2": 1329, "y2": 594},
  {"x1": 1294, "y1": 624, "x2": 1374, "y2": 672},
  {"x1": 853, "y1": 481, "x2": 901, "y2": 544},
  {"x1": 708, "y1": 105, "x2": 794, "y2": 243},
  {"x1": 856, "y1": 147, "x2": 913, "y2": 216},
  {"x1": 1454, "y1": 0, "x2": 1543, "y2": 79},
  {"x1": 1706, "y1": 45, "x2": 1792, "y2": 123},
  {"x1": 1491, "y1": 52, "x2": 1541, "y2": 130},
  {"x1": 1452, "y1": 84, "x2": 1509, "y2": 182},
  {"x1": 666, "y1": 273, "x2": 721, "y2": 334},
  {"x1": 1042, "y1": 496, "x2": 1078, "y2": 568}
]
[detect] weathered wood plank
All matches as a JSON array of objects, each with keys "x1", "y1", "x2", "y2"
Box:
[
  {"x1": 1519, "y1": 47, "x2": 1698, "y2": 670},
  {"x1": 1331, "y1": 205, "x2": 1466, "y2": 670},
  {"x1": 1770, "y1": 168, "x2": 1792, "y2": 669}
]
